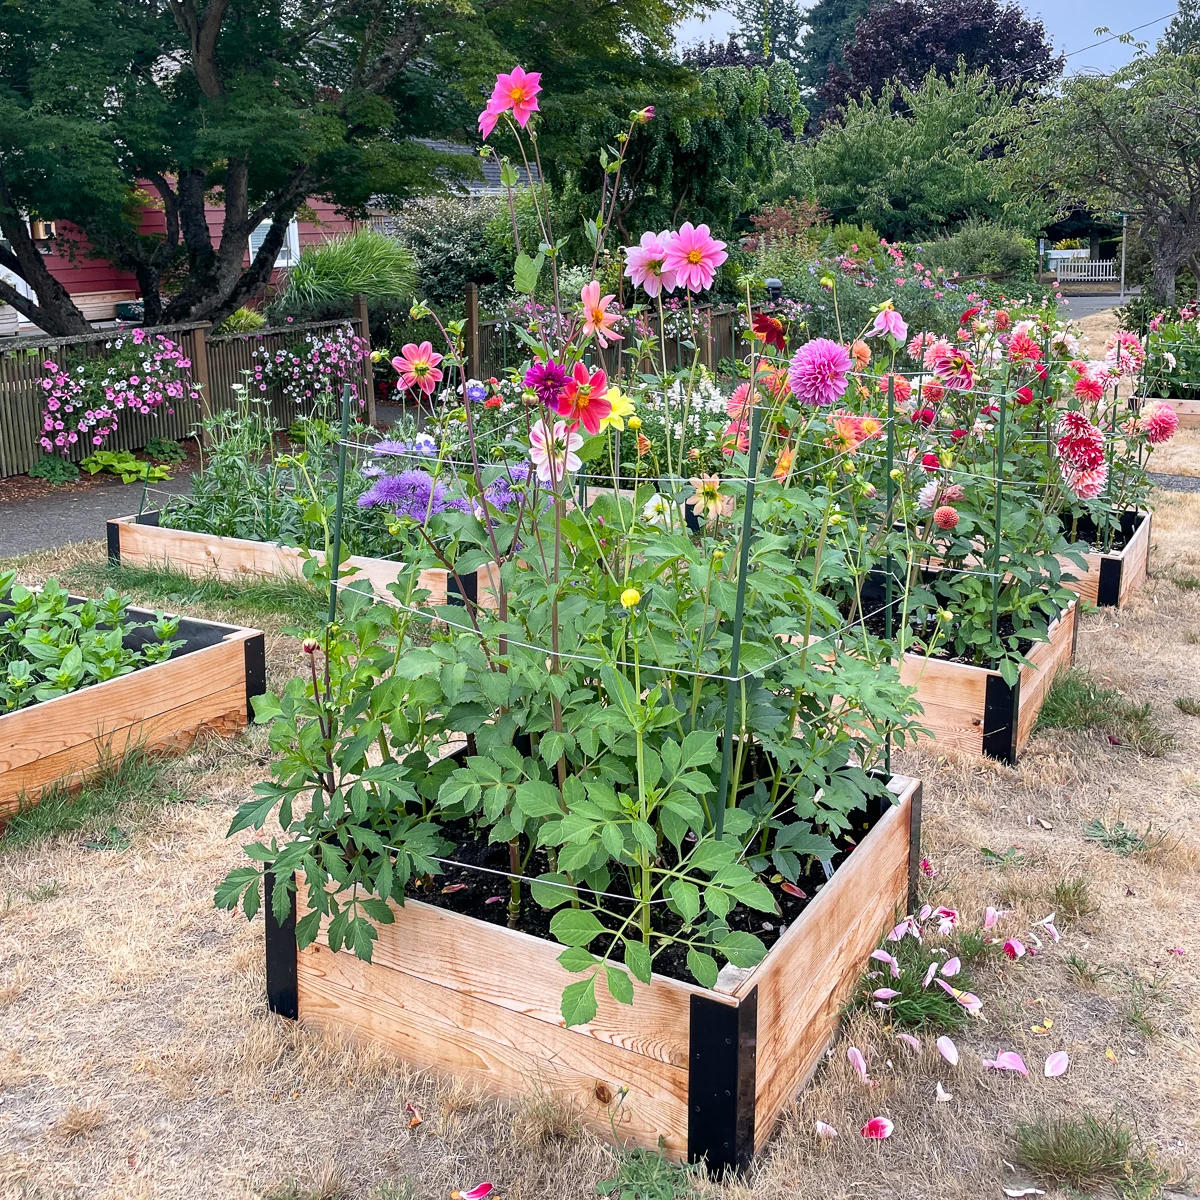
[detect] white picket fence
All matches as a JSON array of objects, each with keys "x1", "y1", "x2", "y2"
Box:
[{"x1": 1054, "y1": 259, "x2": 1117, "y2": 283}]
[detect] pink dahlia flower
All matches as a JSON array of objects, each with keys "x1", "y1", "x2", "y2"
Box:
[
  {"x1": 932, "y1": 347, "x2": 975, "y2": 392},
  {"x1": 1073, "y1": 374, "x2": 1104, "y2": 402},
  {"x1": 1140, "y1": 400, "x2": 1179, "y2": 444},
  {"x1": 1104, "y1": 330, "x2": 1145, "y2": 377},
  {"x1": 489, "y1": 66, "x2": 541, "y2": 128},
  {"x1": 1057, "y1": 411, "x2": 1105, "y2": 469},
  {"x1": 529, "y1": 418, "x2": 583, "y2": 484},
  {"x1": 907, "y1": 331, "x2": 936, "y2": 360},
  {"x1": 661, "y1": 222, "x2": 727, "y2": 292},
  {"x1": 580, "y1": 280, "x2": 622, "y2": 348},
  {"x1": 1005, "y1": 331, "x2": 1042, "y2": 364},
  {"x1": 727, "y1": 381, "x2": 751, "y2": 420},
  {"x1": 392, "y1": 342, "x2": 444, "y2": 396},
  {"x1": 1061, "y1": 461, "x2": 1108, "y2": 500},
  {"x1": 788, "y1": 338, "x2": 852, "y2": 407},
  {"x1": 869, "y1": 305, "x2": 908, "y2": 343},
  {"x1": 478, "y1": 100, "x2": 504, "y2": 141},
  {"x1": 623, "y1": 231, "x2": 678, "y2": 297}
]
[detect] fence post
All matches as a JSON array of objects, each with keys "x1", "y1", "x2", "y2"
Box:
[
  {"x1": 465, "y1": 282, "x2": 480, "y2": 383},
  {"x1": 190, "y1": 322, "x2": 213, "y2": 447},
  {"x1": 351, "y1": 292, "x2": 376, "y2": 427}
]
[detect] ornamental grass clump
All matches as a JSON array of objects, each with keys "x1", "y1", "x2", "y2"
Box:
[{"x1": 217, "y1": 68, "x2": 922, "y2": 1023}]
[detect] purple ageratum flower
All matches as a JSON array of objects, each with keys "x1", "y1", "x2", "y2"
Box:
[
  {"x1": 787, "y1": 338, "x2": 852, "y2": 407},
  {"x1": 357, "y1": 470, "x2": 470, "y2": 523},
  {"x1": 464, "y1": 379, "x2": 487, "y2": 404},
  {"x1": 373, "y1": 433, "x2": 437, "y2": 459},
  {"x1": 524, "y1": 359, "x2": 568, "y2": 407}
]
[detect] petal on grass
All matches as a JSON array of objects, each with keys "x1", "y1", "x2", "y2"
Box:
[
  {"x1": 815, "y1": 1120, "x2": 838, "y2": 1139},
  {"x1": 935, "y1": 1081, "x2": 953, "y2": 1103},
  {"x1": 872, "y1": 988, "x2": 901, "y2": 1000},
  {"x1": 870, "y1": 948, "x2": 901, "y2": 978},
  {"x1": 922, "y1": 962, "x2": 938, "y2": 988},
  {"x1": 936, "y1": 1036, "x2": 959, "y2": 1066},
  {"x1": 896, "y1": 1033, "x2": 922, "y2": 1053},
  {"x1": 983, "y1": 1051, "x2": 1028, "y2": 1075},
  {"x1": 847, "y1": 1046, "x2": 869, "y2": 1083},
  {"x1": 860, "y1": 1117, "x2": 894, "y2": 1139},
  {"x1": 452, "y1": 1187, "x2": 494, "y2": 1200},
  {"x1": 1044, "y1": 1051, "x2": 1069, "y2": 1077},
  {"x1": 941, "y1": 957, "x2": 961, "y2": 977}
]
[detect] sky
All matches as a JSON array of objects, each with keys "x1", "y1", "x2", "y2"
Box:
[{"x1": 674, "y1": 2, "x2": 1177, "y2": 75}]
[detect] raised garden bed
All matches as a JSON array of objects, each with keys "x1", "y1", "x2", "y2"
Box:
[
  {"x1": 900, "y1": 599, "x2": 1077, "y2": 764},
  {"x1": 107, "y1": 512, "x2": 497, "y2": 609},
  {"x1": 1058, "y1": 511, "x2": 1152, "y2": 609},
  {"x1": 262, "y1": 773, "x2": 923, "y2": 1171},
  {"x1": 0, "y1": 602, "x2": 264, "y2": 825}
]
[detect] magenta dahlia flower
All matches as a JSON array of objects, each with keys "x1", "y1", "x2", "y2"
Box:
[
  {"x1": 787, "y1": 338, "x2": 852, "y2": 407},
  {"x1": 489, "y1": 66, "x2": 541, "y2": 128},
  {"x1": 1056, "y1": 411, "x2": 1105, "y2": 470},
  {"x1": 661, "y1": 222, "x2": 727, "y2": 292},
  {"x1": 524, "y1": 359, "x2": 568, "y2": 408}
]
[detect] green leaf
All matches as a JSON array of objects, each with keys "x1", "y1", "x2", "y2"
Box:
[
  {"x1": 558, "y1": 946, "x2": 599, "y2": 973},
  {"x1": 549, "y1": 908, "x2": 606, "y2": 947},
  {"x1": 561, "y1": 976, "x2": 598, "y2": 1026},
  {"x1": 669, "y1": 879, "x2": 701, "y2": 924},
  {"x1": 604, "y1": 962, "x2": 635, "y2": 1006},
  {"x1": 515, "y1": 780, "x2": 563, "y2": 819},
  {"x1": 687, "y1": 948, "x2": 719, "y2": 989},
  {"x1": 514, "y1": 251, "x2": 545, "y2": 295},
  {"x1": 717, "y1": 930, "x2": 767, "y2": 968},
  {"x1": 623, "y1": 939, "x2": 652, "y2": 985},
  {"x1": 531, "y1": 871, "x2": 575, "y2": 910}
]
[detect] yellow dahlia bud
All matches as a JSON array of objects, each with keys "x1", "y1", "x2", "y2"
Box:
[
  {"x1": 620, "y1": 587, "x2": 642, "y2": 610},
  {"x1": 628, "y1": 415, "x2": 642, "y2": 431}
]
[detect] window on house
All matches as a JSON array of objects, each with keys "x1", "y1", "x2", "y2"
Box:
[{"x1": 249, "y1": 218, "x2": 301, "y2": 267}]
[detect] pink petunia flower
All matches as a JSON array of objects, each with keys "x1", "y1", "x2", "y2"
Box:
[
  {"x1": 661, "y1": 222, "x2": 727, "y2": 292},
  {"x1": 391, "y1": 342, "x2": 444, "y2": 396},
  {"x1": 528, "y1": 418, "x2": 583, "y2": 484},
  {"x1": 623, "y1": 230, "x2": 678, "y2": 297},
  {"x1": 580, "y1": 281, "x2": 623, "y2": 348},
  {"x1": 788, "y1": 338, "x2": 852, "y2": 407},
  {"x1": 490, "y1": 66, "x2": 541, "y2": 128}
]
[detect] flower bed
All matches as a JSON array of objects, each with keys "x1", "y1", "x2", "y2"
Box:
[
  {"x1": 1056, "y1": 510, "x2": 1152, "y2": 609},
  {"x1": 263, "y1": 772, "x2": 921, "y2": 1167},
  {"x1": 0, "y1": 597, "x2": 264, "y2": 824}
]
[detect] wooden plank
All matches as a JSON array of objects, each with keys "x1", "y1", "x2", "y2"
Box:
[
  {"x1": 297, "y1": 941, "x2": 692, "y2": 1156},
  {"x1": 1060, "y1": 548, "x2": 1101, "y2": 606},
  {"x1": 0, "y1": 681, "x2": 247, "y2": 819},
  {"x1": 295, "y1": 885, "x2": 702, "y2": 1068},
  {"x1": 733, "y1": 778, "x2": 916, "y2": 1145},
  {"x1": 1119, "y1": 512, "x2": 1152, "y2": 607},
  {"x1": 1015, "y1": 603, "x2": 1075, "y2": 753},
  {"x1": 899, "y1": 653, "x2": 987, "y2": 755}
]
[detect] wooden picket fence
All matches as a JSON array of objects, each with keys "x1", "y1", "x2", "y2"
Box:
[{"x1": 0, "y1": 308, "x2": 373, "y2": 479}]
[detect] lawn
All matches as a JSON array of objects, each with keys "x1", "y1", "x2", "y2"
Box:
[{"x1": 0, "y1": 495, "x2": 1197, "y2": 1199}]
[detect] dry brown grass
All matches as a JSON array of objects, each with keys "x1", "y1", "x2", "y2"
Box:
[
  {"x1": 52, "y1": 1103, "x2": 107, "y2": 1142},
  {"x1": 2, "y1": 503, "x2": 1199, "y2": 1198},
  {"x1": 1149, "y1": 428, "x2": 1200, "y2": 478}
]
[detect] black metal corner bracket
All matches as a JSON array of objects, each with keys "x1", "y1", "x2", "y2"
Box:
[
  {"x1": 264, "y1": 869, "x2": 299, "y2": 1020},
  {"x1": 1097, "y1": 556, "x2": 1122, "y2": 608},
  {"x1": 982, "y1": 673, "x2": 1020, "y2": 765},
  {"x1": 687, "y1": 988, "x2": 758, "y2": 1175},
  {"x1": 447, "y1": 568, "x2": 479, "y2": 609},
  {"x1": 243, "y1": 632, "x2": 267, "y2": 719},
  {"x1": 105, "y1": 521, "x2": 121, "y2": 565},
  {"x1": 906, "y1": 780, "x2": 924, "y2": 915}
]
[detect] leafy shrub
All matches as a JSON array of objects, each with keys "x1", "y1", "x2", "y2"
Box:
[
  {"x1": 916, "y1": 219, "x2": 1035, "y2": 280},
  {"x1": 214, "y1": 307, "x2": 267, "y2": 334},
  {"x1": 0, "y1": 575, "x2": 182, "y2": 713},
  {"x1": 27, "y1": 454, "x2": 79, "y2": 486}
]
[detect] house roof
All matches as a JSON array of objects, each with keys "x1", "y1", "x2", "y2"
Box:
[{"x1": 414, "y1": 138, "x2": 541, "y2": 196}]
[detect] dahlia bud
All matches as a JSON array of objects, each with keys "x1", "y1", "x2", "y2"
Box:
[
  {"x1": 938, "y1": 609, "x2": 954, "y2": 623},
  {"x1": 889, "y1": 468, "x2": 903, "y2": 482},
  {"x1": 1015, "y1": 387, "x2": 1034, "y2": 405},
  {"x1": 934, "y1": 505, "x2": 959, "y2": 530},
  {"x1": 633, "y1": 106, "x2": 655, "y2": 124},
  {"x1": 627, "y1": 416, "x2": 642, "y2": 431},
  {"x1": 302, "y1": 637, "x2": 319, "y2": 654},
  {"x1": 620, "y1": 587, "x2": 641, "y2": 610}
]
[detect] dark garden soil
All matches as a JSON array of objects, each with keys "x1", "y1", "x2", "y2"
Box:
[
  {"x1": 1061, "y1": 508, "x2": 1142, "y2": 555},
  {"x1": 405, "y1": 810, "x2": 875, "y2": 985}
]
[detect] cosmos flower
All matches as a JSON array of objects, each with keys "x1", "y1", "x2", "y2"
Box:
[{"x1": 489, "y1": 66, "x2": 541, "y2": 127}]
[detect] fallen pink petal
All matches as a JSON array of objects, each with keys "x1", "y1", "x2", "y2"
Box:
[
  {"x1": 896, "y1": 1032, "x2": 922, "y2": 1052},
  {"x1": 452, "y1": 1186, "x2": 494, "y2": 1200},
  {"x1": 847, "y1": 1046, "x2": 870, "y2": 1082},
  {"x1": 941, "y1": 956, "x2": 961, "y2": 977},
  {"x1": 870, "y1": 948, "x2": 901, "y2": 978},
  {"x1": 815, "y1": 1120, "x2": 838, "y2": 1139},
  {"x1": 934, "y1": 906, "x2": 958, "y2": 935},
  {"x1": 935, "y1": 1081, "x2": 953, "y2": 1103},
  {"x1": 922, "y1": 962, "x2": 938, "y2": 988},
  {"x1": 936, "y1": 979, "x2": 983, "y2": 1014},
  {"x1": 983, "y1": 1051, "x2": 1028, "y2": 1075},
  {"x1": 1003, "y1": 938, "x2": 1026, "y2": 960},
  {"x1": 1168, "y1": 946, "x2": 1186, "y2": 956},
  {"x1": 1044, "y1": 1051, "x2": 1069, "y2": 1077},
  {"x1": 984, "y1": 905, "x2": 999, "y2": 929},
  {"x1": 919, "y1": 903, "x2": 933, "y2": 921},
  {"x1": 872, "y1": 987, "x2": 901, "y2": 1000},
  {"x1": 936, "y1": 1035, "x2": 959, "y2": 1066},
  {"x1": 860, "y1": 1116, "x2": 894, "y2": 1139}
]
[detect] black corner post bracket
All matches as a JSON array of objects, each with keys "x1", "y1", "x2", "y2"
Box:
[
  {"x1": 105, "y1": 521, "x2": 121, "y2": 565},
  {"x1": 982, "y1": 672, "x2": 1020, "y2": 765},
  {"x1": 264, "y1": 869, "x2": 299, "y2": 1020},
  {"x1": 1097, "y1": 557, "x2": 1122, "y2": 609},
  {"x1": 446, "y1": 568, "x2": 479, "y2": 610},
  {"x1": 243, "y1": 632, "x2": 267, "y2": 720},
  {"x1": 906, "y1": 780, "x2": 924, "y2": 915},
  {"x1": 687, "y1": 987, "x2": 757, "y2": 1175}
]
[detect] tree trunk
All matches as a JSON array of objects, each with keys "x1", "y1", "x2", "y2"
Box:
[{"x1": 1150, "y1": 256, "x2": 1178, "y2": 306}]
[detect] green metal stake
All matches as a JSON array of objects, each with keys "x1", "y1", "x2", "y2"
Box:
[
  {"x1": 327, "y1": 382, "x2": 354, "y2": 627},
  {"x1": 715, "y1": 403, "x2": 762, "y2": 840}
]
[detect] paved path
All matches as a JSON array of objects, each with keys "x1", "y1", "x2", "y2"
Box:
[
  {"x1": 0, "y1": 475, "x2": 194, "y2": 558},
  {"x1": 1058, "y1": 293, "x2": 1128, "y2": 321},
  {"x1": 1150, "y1": 471, "x2": 1200, "y2": 494}
]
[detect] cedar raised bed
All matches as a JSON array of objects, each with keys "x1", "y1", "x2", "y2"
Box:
[
  {"x1": 1058, "y1": 511, "x2": 1152, "y2": 609},
  {"x1": 107, "y1": 512, "x2": 498, "y2": 609},
  {"x1": 900, "y1": 599, "x2": 1077, "y2": 764},
  {"x1": 0, "y1": 603, "x2": 264, "y2": 826},
  {"x1": 263, "y1": 774, "x2": 923, "y2": 1171}
]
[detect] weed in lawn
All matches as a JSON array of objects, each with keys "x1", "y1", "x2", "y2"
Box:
[
  {"x1": 1036, "y1": 668, "x2": 1174, "y2": 755},
  {"x1": 1172, "y1": 572, "x2": 1200, "y2": 590},
  {"x1": 980, "y1": 845, "x2": 1030, "y2": 869},
  {"x1": 597, "y1": 1146, "x2": 696, "y2": 1200},
  {"x1": 21, "y1": 880, "x2": 60, "y2": 903},
  {"x1": 263, "y1": 1163, "x2": 348, "y2": 1200},
  {"x1": 1186, "y1": 630, "x2": 1200, "y2": 645},
  {"x1": 1065, "y1": 953, "x2": 1110, "y2": 989},
  {"x1": 1013, "y1": 1110, "x2": 1167, "y2": 1197},
  {"x1": 950, "y1": 928, "x2": 992, "y2": 965},
  {"x1": 1053, "y1": 875, "x2": 1098, "y2": 921},
  {"x1": 1174, "y1": 696, "x2": 1200, "y2": 716},
  {"x1": 1082, "y1": 814, "x2": 1174, "y2": 858},
  {"x1": 368, "y1": 1183, "x2": 416, "y2": 1200},
  {"x1": 0, "y1": 746, "x2": 173, "y2": 851},
  {"x1": 849, "y1": 929, "x2": 973, "y2": 1031},
  {"x1": 64, "y1": 559, "x2": 325, "y2": 627},
  {"x1": 1124, "y1": 972, "x2": 1172, "y2": 1039},
  {"x1": 514, "y1": 1089, "x2": 584, "y2": 1145}
]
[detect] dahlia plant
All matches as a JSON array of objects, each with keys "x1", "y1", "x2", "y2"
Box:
[{"x1": 219, "y1": 68, "x2": 918, "y2": 1023}]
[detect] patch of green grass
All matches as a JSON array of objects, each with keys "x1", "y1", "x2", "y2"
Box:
[
  {"x1": 980, "y1": 845, "x2": 1030, "y2": 869},
  {"x1": 1053, "y1": 875, "x2": 1098, "y2": 921},
  {"x1": 0, "y1": 746, "x2": 178, "y2": 852},
  {"x1": 1036, "y1": 669, "x2": 1174, "y2": 756},
  {"x1": 598, "y1": 1146, "x2": 697, "y2": 1199},
  {"x1": 1174, "y1": 696, "x2": 1200, "y2": 716},
  {"x1": 64, "y1": 559, "x2": 325, "y2": 628},
  {"x1": 1124, "y1": 972, "x2": 1172, "y2": 1040},
  {"x1": 1082, "y1": 814, "x2": 1173, "y2": 859},
  {"x1": 366, "y1": 1184, "x2": 415, "y2": 1200},
  {"x1": 1013, "y1": 1111, "x2": 1167, "y2": 1197},
  {"x1": 1172, "y1": 572, "x2": 1200, "y2": 591},
  {"x1": 1065, "y1": 953, "x2": 1110, "y2": 989}
]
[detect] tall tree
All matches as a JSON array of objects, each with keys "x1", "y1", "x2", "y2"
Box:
[
  {"x1": 999, "y1": 47, "x2": 1200, "y2": 304},
  {"x1": 726, "y1": 0, "x2": 808, "y2": 62},
  {"x1": 793, "y1": 0, "x2": 872, "y2": 105},
  {"x1": 1161, "y1": 0, "x2": 1200, "y2": 52},
  {"x1": 817, "y1": 0, "x2": 1062, "y2": 121},
  {"x1": 806, "y1": 66, "x2": 1020, "y2": 239}
]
